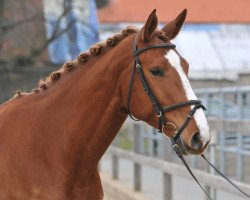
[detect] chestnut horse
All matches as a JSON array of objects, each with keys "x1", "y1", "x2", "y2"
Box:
[{"x1": 0, "y1": 9, "x2": 211, "y2": 199}]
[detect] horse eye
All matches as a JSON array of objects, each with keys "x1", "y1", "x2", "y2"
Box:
[{"x1": 150, "y1": 68, "x2": 164, "y2": 77}]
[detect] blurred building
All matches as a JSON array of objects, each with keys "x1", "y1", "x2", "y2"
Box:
[
  {"x1": 0, "y1": 0, "x2": 99, "y2": 64},
  {"x1": 43, "y1": 0, "x2": 99, "y2": 64},
  {"x1": 0, "y1": 0, "x2": 99, "y2": 102},
  {"x1": 0, "y1": 0, "x2": 48, "y2": 62},
  {"x1": 97, "y1": 0, "x2": 250, "y2": 87}
]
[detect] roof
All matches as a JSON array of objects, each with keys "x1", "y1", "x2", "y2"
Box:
[
  {"x1": 178, "y1": 25, "x2": 250, "y2": 80},
  {"x1": 99, "y1": 23, "x2": 250, "y2": 80},
  {"x1": 97, "y1": 0, "x2": 250, "y2": 23}
]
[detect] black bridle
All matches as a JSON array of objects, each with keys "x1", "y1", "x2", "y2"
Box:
[
  {"x1": 127, "y1": 33, "x2": 250, "y2": 199},
  {"x1": 127, "y1": 33, "x2": 206, "y2": 144}
]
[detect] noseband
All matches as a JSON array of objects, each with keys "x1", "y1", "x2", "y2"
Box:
[
  {"x1": 126, "y1": 34, "x2": 250, "y2": 199},
  {"x1": 127, "y1": 33, "x2": 206, "y2": 146}
]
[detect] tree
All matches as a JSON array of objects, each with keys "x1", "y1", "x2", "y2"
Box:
[{"x1": 0, "y1": 0, "x2": 99, "y2": 64}]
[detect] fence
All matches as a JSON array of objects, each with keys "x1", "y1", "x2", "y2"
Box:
[
  {"x1": 101, "y1": 123, "x2": 250, "y2": 200},
  {"x1": 101, "y1": 86, "x2": 250, "y2": 200},
  {"x1": 195, "y1": 86, "x2": 250, "y2": 119},
  {"x1": 105, "y1": 147, "x2": 250, "y2": 200},
  {"x1": 131, "y1": 119, "x2": 250, "y2": 182},
  {"x1": 195, "y1": 86, "x2": 250, "y2": 181},
  {"x1": 137, "y1": 86, "x2": 250, "y2": 182}
]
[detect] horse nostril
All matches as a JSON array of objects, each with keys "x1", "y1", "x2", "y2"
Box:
[{"x1": 191, "y1": 132, "x2": 202, "y2": 150}]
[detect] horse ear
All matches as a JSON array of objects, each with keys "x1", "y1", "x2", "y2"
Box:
[
  {"x1": 139, "y1": 9, "x2": 158, "y2": 43},
  {"x1": 162, "y1": 9, "x2": 187, "y2": 40}
]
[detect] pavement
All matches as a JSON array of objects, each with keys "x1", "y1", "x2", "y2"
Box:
[{"x1": 100, "y1": 154, "x2": 247, "y2": 200}]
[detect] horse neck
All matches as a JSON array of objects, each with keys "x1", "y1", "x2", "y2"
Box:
[{"x1": 43, "y1": 38, "x2": 133, "y2": 171}]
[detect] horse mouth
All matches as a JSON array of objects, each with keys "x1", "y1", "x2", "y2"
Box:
[{"x1": 175, "y1": 137, "x2": 209, "y2": 156}]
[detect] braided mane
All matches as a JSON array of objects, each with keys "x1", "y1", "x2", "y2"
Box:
[{"x1": 14, "y1": 27, "x2": 168, "y2": 98}]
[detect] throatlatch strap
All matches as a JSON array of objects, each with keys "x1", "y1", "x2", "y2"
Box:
[
  {"x1": 127, "y1": 60, "x2": 140, "y2": 121},
  {"x1": 129, "y1": 34, "x2": 166, "y2": 127}
]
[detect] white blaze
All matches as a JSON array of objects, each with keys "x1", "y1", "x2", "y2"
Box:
[{"x1": 165, "y1": 50, "x2": 211, "y2": 144}]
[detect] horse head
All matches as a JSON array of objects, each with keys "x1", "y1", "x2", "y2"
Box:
[{"x1": 121, "y1": 9, "x2": 211, "y2": 155}]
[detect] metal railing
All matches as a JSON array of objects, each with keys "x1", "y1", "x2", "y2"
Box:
[
  {"x1": 195, "y1": 86, "x2": 250, "y2": 119},
  {"x1": 137, "y1": 118, "x2": 250, "y2": 181},
  {"x1": 137, "y1": 86, "x2": 250, "y2": 182},
  {"x1": 101, "y1": 86, "x2": 250, "y2": 200},
  {"x1": 101, "y1": 122, "x2": 250, "y2": 200}
]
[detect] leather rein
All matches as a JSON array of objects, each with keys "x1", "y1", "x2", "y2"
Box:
[{"x1": 126, "y1": 33, "x2": 250, "y2": 199}]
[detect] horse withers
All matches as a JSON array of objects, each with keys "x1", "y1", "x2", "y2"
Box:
[{"x1": 0, "y1": 9, "x2": 211, "y2": 200}]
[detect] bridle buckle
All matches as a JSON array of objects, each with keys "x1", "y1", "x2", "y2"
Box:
[
  {"x1": 157, "y1": 111, "x2": 163, "y2": 118},
  {"x1": 172, "y1": 143, "x2": 179, "y2": 150},
  {"x1": 135, "y1": 64, "x2": 141, "y2": 69}
]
